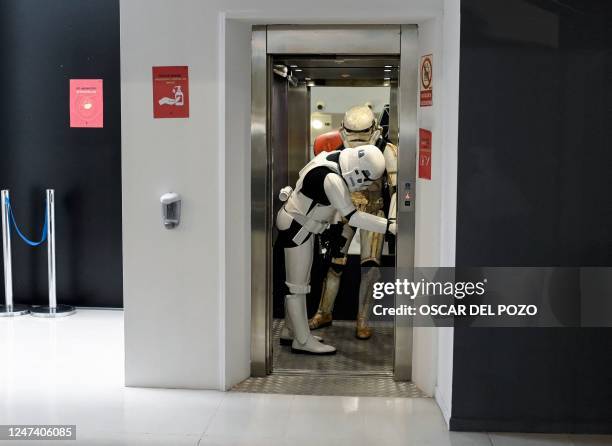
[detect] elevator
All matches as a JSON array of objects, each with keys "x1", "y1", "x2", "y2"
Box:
[{"x1": 250, "y1": 25, "x2": 418, "y2": 385}]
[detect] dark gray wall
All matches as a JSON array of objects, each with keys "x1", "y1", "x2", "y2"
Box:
[
  {"x1": 0, "y1": 1, "x2": 122, "y2": 307},
  {"x1": 452, "y1": 0, "x2": 612, "y2": 433}
]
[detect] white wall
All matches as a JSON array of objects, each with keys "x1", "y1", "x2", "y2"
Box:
[
  {"x1": 409, "y1": 1, "x2": 460, "y2": 423},
  {"x1": 221, "y1": 18, "x2": 252, "y2": 390},
  {"x1": 411, "y1": 17, "x2": 442, "y2": 399},
  {"x1": 120, "y1": 0, "x2": 460, "y2": 418},
  {"x1": 434, "y1": 0, "x2": 461, "y2": 425},
  {"x1": 121, "y1": 1, "x2": 221, "y2": 388}
]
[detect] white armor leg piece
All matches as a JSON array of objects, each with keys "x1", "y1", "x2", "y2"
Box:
[
  {"x1": 281, "y1": 302, "x2": 323, "y2": 344},
  {"x1": 286, "y1": 295, "x2": 335, "y2": 355},
  {"x1": 283, "y1": 237, "x2": 336, "y2": 355},
  {"x1": 284, "y1": 236, "x2": 314, "y2": 296}
]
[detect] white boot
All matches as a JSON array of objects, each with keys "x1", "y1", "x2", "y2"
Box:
[
  {"x1": 280, "y1": 304, "x2": 322, "y2": 346},
  {"x1": 285, "y1": 295, "x2": 336, "y2": 355}
]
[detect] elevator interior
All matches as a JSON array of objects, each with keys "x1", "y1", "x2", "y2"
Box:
[
  {"x1": 271, "y1": 57, "x2": 399, "y2": 376},
  {"x1": 251, "y1": 26, "x2": 418, "y2": 383}
]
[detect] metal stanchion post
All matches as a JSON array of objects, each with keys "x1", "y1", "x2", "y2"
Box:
[
  {"x1": 0, "y1": 190, "x2": 29, "y2": 316},
  {"x1": 30, "y1": 189, "x2": 75, "y2": 318}
]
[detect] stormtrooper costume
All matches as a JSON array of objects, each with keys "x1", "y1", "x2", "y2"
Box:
[
  {"x1": 308, "y1": 105, "x2": 398, "y2": 339},
  {"x1": 276, "y1": 145, "x2": 396, "y2": 355}
]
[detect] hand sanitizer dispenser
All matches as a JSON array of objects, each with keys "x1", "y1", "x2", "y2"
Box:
[{"x1": 160, "y1": 192, "x2": 181, "y2": 229}]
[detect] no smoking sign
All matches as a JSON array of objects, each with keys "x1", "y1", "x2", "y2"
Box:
[{"x1": 420, "y1": 54, "x2": 433, "y2": 107}]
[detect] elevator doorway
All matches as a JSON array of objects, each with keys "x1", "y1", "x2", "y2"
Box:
[{"x1": 251, "y1": 25, "x2": 418, "y2": 384}]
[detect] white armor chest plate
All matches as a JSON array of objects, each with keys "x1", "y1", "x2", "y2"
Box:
[{"x1": 283, "y1": 152, "x2": 343, "y2": 233}]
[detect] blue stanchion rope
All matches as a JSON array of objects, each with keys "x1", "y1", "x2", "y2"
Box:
[{"x1": 5, "y1": 196, "x2": 47, "y2": 247}]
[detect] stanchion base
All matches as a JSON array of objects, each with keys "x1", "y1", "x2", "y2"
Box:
[
  {"x1": 0, "y1": 304, "x2": 30, "y2": 317},
  {"x1": 30, "y1": 304, "x2": 76, "y2": 318}
]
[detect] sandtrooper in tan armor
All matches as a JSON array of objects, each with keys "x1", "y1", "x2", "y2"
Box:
[{"x1": 309, "y1": 105, "x2": 398, "y2": 340}]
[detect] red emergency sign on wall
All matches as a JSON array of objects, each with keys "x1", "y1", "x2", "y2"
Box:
[
  {"x1": 152, "y1": 66, "x2": 189, "y2": 118},
  {"x1": 419, "y1": 128, "x2": 432, "y2": 180},
  {"x1": 70, "y1": 79, "x2": 103, "y2": 128},
  {"x1": 420, "y1": 54, "x2": 433, "y2": 107}
]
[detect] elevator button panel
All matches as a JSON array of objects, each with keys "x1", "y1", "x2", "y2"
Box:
[{"x1": 402, "y1": 181, "x2": 414, "y2": 210}]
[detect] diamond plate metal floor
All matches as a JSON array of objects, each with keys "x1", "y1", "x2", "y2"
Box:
[
  {"x1": 231, "y1": 318, "x2": 425, "y2": 398},
  {"x1": 272, "y1": 318, "x2": 394, "y2": 375},
  {"x1": 232, "y1": 374, "x2": 426, "y2": 398}
]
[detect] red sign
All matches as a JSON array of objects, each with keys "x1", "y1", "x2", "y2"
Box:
[
  {"x1": 420, "y1": 54, "x2": 433, "y2": 107},
  {"x1": 152, "y1": 66, "x2": 189, "y2": 119},
  {"x1": 70, "y1": 79, "x2": 103, "y2": 128},
  {"x1": 418, "y1": 128, "x2": 432, "y2": 180}
]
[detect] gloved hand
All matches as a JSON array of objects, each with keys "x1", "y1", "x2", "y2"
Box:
[{"x1": 319, "y1": 223, "x2": 346, "y2": 259}]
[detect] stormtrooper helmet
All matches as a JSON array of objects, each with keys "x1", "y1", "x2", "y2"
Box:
[
  {"x1": 339, "y1": 145, "x2": 386, "y2": 192},
  {"x1": 340, "y1": 105, "x2": 381, "y2": 147}
]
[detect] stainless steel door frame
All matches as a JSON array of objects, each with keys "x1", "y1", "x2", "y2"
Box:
[
  {"x1": 250, "y1": 25, "x2": 418, "y2": 380},
  {"x1": 267, "y1": 25, "x2": 401, "y2": 55},
  {"x1": 394, "y1": 25, "x2": 418, "y2": 381},
  {"x1": 250, "y1": 26, "x2": 272, "y2": 376}
]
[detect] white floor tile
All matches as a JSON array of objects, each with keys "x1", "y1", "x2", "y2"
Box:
[
  {"x1": 2, "y1": 432, "x2": 201, "y2": 445},
  {"x1": 490, "y1": 433, "x2": 573, "y2": 446},
  {"x1": 1, "y1": 309, "x2": 608, "y2": 446},
  {"x1": 121, "y1": 388, "x2": 224, "y2": 435},
  {"x1": 199, "y1": 435, "x2": 286, "y2": 446},
  {"x1": 284, "y1": 394, "x2": 367, "y2": 440},
  {"x1": 569, "y1": 434, "x2": 612, "y2": 446},
  {"x1": 361, "y1": 396, "x2": 448, "y2": 440},
  {"x1": 205, "y1": 392, "x2": 293, "y2": 438}
]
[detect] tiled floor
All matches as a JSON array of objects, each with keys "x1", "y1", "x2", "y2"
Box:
[{"x1": 0, "y1": 309, "x2": 610, "y2": 445}]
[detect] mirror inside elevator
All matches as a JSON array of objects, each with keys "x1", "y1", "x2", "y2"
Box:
[{"x1": 270, "y1": 55, "x2": 399, "y2": 377}]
